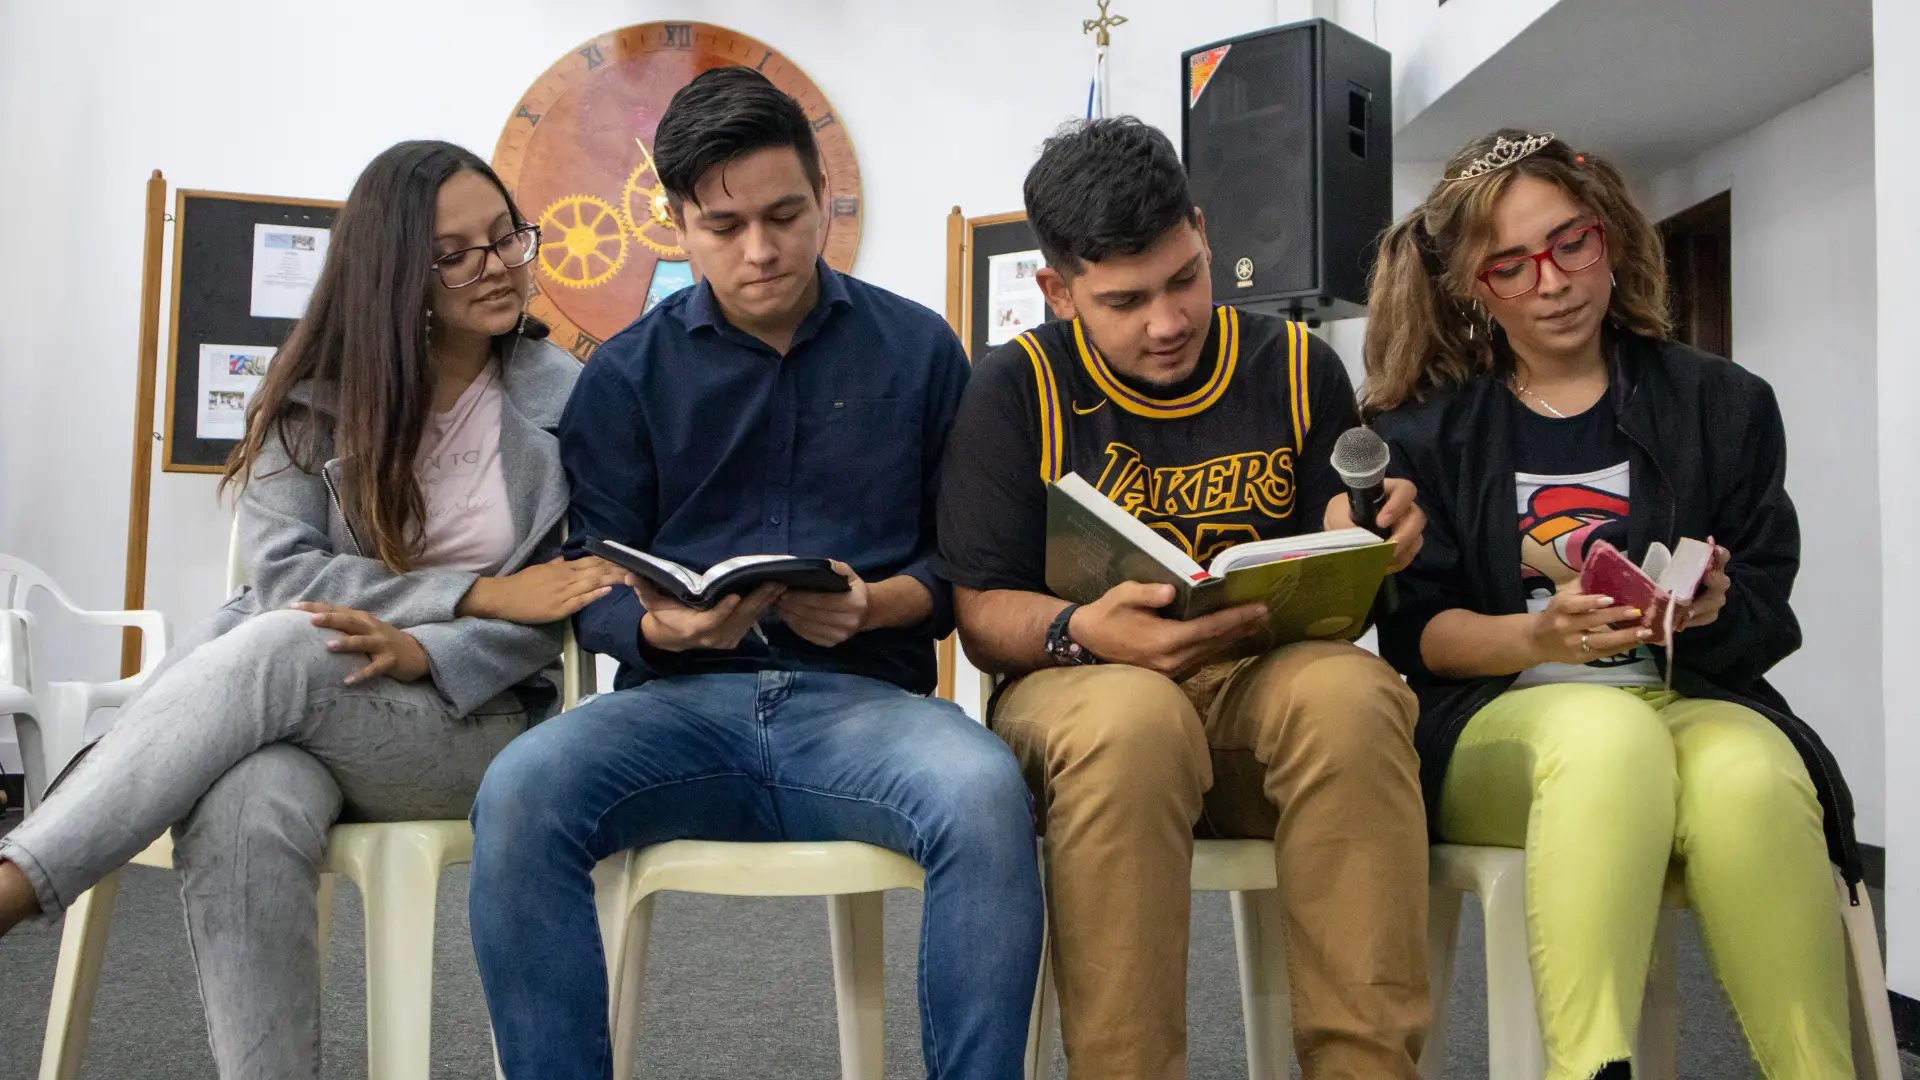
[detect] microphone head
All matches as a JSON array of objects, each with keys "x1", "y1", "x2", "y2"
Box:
[{"x1": 1332, "y1": 427, "x2": 1391, "y2": 488}]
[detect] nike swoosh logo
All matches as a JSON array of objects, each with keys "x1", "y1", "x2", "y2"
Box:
[{"x1": 1071, "y1": 399, "x2": 1107, "y2": 415}]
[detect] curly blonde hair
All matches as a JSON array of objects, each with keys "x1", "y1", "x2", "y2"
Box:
[{"x1": 1360, "y1": 130, "x2": 1671, "y2": 416}]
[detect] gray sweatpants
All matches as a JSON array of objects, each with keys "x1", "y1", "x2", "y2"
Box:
[{"x1": 0, "y1": 608, "x2": 527, "y2": 1079}]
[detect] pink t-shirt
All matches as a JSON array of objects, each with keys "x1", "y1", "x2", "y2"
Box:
[{"x1": 414, "y1": 364, "x2": 516, "y2": 573}]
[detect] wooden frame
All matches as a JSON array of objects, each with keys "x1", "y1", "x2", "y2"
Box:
[
  {"x1": 120, "y1": 185, "x2": 339, "y2": 675},
  {"x1": 934, "y1": 207, "x2": 1034, "y2": 702},
  {"x1": 161, "y1": 188, "x2": 341, "y2": 474},
  {"x1": 121, "y1": 171, "x2": 170, "y2": 676}
]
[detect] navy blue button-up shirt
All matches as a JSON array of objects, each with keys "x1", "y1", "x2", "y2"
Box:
[{"x1": 560, "y1": 261, "x2": 970, "y2": 694}]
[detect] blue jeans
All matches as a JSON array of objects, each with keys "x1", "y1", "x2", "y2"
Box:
[{"x1": 468, "y1": 670, "x2": 1045, "y2": 1079}]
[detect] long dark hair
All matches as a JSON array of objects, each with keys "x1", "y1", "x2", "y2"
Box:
[
  {"x1": 221, "y1": 140, "x2": 533, "y2": 572},
  {"x1": 1361, "y1": 130, "x2": 1670, "y2": 416}
]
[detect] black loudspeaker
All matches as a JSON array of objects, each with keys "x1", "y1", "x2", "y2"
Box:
[{"x1": 1182, "y1": 19, "x2": 1391, "y2": 324}]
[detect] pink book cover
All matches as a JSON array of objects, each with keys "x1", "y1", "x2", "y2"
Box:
[{"x1": 1578, "y1": 539, "x2": 1713, "y2": 648}]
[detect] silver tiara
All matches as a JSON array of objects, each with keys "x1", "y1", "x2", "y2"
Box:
[{"x1": 1444, "y1": 132, "x2": 1556, "y2": 183}]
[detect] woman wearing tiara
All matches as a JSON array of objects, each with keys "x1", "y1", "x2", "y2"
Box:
[{"x1": 1364, "y1": 130, "x2": 1861, "y2": 1079}]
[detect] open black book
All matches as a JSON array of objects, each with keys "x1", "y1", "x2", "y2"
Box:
[{"x1": 584, "y1": 538, "x2": 851, "y2": 609}]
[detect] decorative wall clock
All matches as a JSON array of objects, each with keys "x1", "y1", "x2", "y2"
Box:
[{"x1": 493, "y1": 22, "x2": 863, "y2": 360}]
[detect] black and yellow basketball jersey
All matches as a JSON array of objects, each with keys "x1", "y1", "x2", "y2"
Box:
[{"x1": 937, "y1": 304, "x2": 1362, "y2": 596}]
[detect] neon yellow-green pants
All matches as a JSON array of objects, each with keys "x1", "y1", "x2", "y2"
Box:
[{"x1": 1438, "y1": 683, "x2": 1852, "y2": 1080}]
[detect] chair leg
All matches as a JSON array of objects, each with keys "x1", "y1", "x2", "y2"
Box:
[
  {"x1": 1034, "y1": 958, "x2": 1059, "y2": 1080},
  {"x1": 351, "y1": 830, "x2": 449, "y2": 1080},
  {"x1": 1230, "y1": 889, "x2": 1293, "y2": 1080},
  {"x1": 593, "y1": 854, "x2": 635, "y2": 1017},
  {"x1": 1025, "y1": 898, "x2": 1053, "y2": 1080},
  {"x1": 1478, "y1": 858, "x2": 1547, "y2": 1080},
  {"x1": 828, "y1": 891, "x2": 888, "y2": 1080},
  {"x1": 608, "y1": 892, "x2": 657, "y2": 1080},
  {"x1": 316, "y1": 873, "x2": 338, "y2": 989},
  {"x1": 13, "y1": 711, "x2": 50, "y2": 811},
  {"x1": 37, "y1": 871, "x2": 122, "y2": 1080},
  {"x1": 1420, "y1": 885, "x2": 1465, "y2": 1080},
  {"x1": 1835, "y1": 877, "x2": 1902, "y2": 1080},
  {"x1": 1634, "y1": 910, "x2": 1680, "y2": 1080}
]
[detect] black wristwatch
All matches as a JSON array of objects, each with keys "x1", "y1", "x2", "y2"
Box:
[{"x1": 1044, "y1": 603, "x2": 1100, "y2": 666}]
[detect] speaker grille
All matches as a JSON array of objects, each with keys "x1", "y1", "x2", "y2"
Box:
[{"x1": 1188, "y1": 27, "x2": 1317, "y2": 300}]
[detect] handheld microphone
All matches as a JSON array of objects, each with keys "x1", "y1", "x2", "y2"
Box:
[
  {"x1": 1332, "y1": 426, "x2": 1399, "y2": 615},
  {"x1": 1331, "y1": 427, "x2": 1392, "y2": 538}
]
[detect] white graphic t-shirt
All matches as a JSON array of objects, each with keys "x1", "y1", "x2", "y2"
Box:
[
  {"x1": 413, "y1": 363, "x2": 515, "y2": 574},
  {"x1": 1509, "y1": 392, "x2": 1661, "y2": 688}
]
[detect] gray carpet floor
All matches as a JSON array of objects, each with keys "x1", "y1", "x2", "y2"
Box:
[{"x1": 0, "y1": 811, "x2": 1914, "y2": 1078}]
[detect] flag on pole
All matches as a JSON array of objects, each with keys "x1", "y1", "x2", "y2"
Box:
[
  {"x1": 1087, "y1": 44, "x2": 1110, "y2": 120},
  {"x1": 1083, "y1": 2, "x2": 1125, "y2": 122}
]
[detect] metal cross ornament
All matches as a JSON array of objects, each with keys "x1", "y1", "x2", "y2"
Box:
[{"x1": 1083, "y1": 0, "x2": 1127, "y2": 46}]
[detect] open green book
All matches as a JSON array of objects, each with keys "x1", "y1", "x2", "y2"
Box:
[{"x1": 1045, "y1": 472, "x2": 1396, "y2": 650}]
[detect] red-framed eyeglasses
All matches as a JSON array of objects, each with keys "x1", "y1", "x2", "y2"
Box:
[{"x1": 1476, "y1": 222, "x2": 1608, "y2": 299}]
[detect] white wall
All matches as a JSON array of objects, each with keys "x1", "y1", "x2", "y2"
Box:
[
  {"x1": 0, "y1": 1, "x2": 1311, "y2": 749},
  {"x1": 1874, "y1": 0, "x2": 1920, "y2": 1001},
  {"x1": 1335, "y1": 0, "x2": 1561, "y2": 133},
  {"x1": 1636, "y1": 71, "x2": 1884, "y2": 847}
]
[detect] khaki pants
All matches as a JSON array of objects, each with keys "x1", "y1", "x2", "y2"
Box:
[{"x1": 993, "y1": 641, "x2": 1430, "y2": 1080}]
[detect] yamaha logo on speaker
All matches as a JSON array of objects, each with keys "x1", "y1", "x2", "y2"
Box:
[{"x1": 1234, "y1": 257, "x2": 1254, "y2": 288}]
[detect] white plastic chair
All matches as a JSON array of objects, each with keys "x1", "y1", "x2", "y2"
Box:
[
  {"x1": 1421, "y1": 843, "x2": 1904, "y2": 1080},
  {"x1": 37, "y1": 520, "x2": 478, "y2": 1080},
  {"x1": 598, "y1": 838, "x2": 929, "y2": 1080},
  {"x1": 42, "y1": 821, "x2": 476, "y2": 1080},
  {"x1": 576, "y1": 634, "x2": 1015, "y2": 1080},
  {"x1": 0, "y1": 555, "x2": 169, "y2": 809},
  {"x1": 982, "y1": 672, "x2": 1294, "y2": 1080},
  {"x1": 0, "y1": 609, "x2": 42, "y2": 812}
]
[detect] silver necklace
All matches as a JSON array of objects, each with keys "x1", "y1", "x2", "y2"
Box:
[{"x1": 1510, "y1": 377, "x2": 1569, "y2": 418}]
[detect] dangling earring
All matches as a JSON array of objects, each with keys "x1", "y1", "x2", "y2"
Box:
[
  {"x1": 1610, "y1": 272, "x2": 1618, "y2": 288},
  {"x1": 516, "y1": 311, "x2": 528, "y2": 335}
]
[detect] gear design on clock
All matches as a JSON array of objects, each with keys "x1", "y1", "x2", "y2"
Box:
[
  {"x1": 621, "y1": 164, "x2": 686, "y2": 258},
  {"x1": 620, "y1": 140, "x2": 688, "y2": 260},
  {"x1": 537, "y1": 194, "x2": 628, "y2": 289}
]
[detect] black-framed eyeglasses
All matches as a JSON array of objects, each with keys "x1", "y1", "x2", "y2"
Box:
[{"x1": 433, "y1": 224, "x2": 541, "y2": 288}]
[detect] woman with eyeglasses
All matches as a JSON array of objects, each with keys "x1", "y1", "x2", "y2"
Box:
[
  {"x1": 1364, "y1": 130, "x2": 1860, "y2": 1080},
  {"x1": 0, "y1": 140, "x2": 624, "y2": 1078}
]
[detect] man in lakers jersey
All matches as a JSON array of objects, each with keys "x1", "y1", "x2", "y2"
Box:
[{"x1": 936, "y1": 118, "x2": 1431, "y2": 1079}]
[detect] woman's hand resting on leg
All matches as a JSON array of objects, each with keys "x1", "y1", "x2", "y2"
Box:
[
  {"x1": 291, "y1": 603, "x2": 430, "y2": 685},
  {"x1": 456, "y1": 556, "x2": 629, "y2": 624}
]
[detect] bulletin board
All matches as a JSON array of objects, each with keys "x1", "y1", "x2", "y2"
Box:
[
  {"x1": 935, "y1": 208, "x2": 1061, "y2": 701},
  {"x1": 943, "y1": 208, "x2": 1059, "y2": 364},
  {"x1": 118, "y1": 176, "x2": 340, "y2": 676},
  {"x1": 161, "y1": 190, "x2": 340, "y2": 472}
]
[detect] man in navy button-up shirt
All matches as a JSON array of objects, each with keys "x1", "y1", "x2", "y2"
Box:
[
  {"x1": 561, "y1": 249, "x2": 963, "y2": 694},
  {"x1": 468, "y1": 67, "x2": 1043, "y2": 1080}
]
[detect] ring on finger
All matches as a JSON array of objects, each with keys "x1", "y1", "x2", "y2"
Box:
[{"x1": 1580, "y1": 632, "x2": 1592, "y2": 654}]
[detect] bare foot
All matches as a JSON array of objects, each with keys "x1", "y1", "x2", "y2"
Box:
[{"x1": 0, "y1": 858, "x2": 41, "y2": 935}]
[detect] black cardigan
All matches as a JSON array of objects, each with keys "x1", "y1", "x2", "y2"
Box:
[{"x1": 1370, "y1": 331, "x2": 1862, "y2": 889}]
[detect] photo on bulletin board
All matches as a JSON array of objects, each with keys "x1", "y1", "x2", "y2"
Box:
[
  {"x1": 955, "y1": 211, "x2": 1060, "y2": 364},
  {"x1": 162, "y1": 190, "x2": 341, "y2": 473}
]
